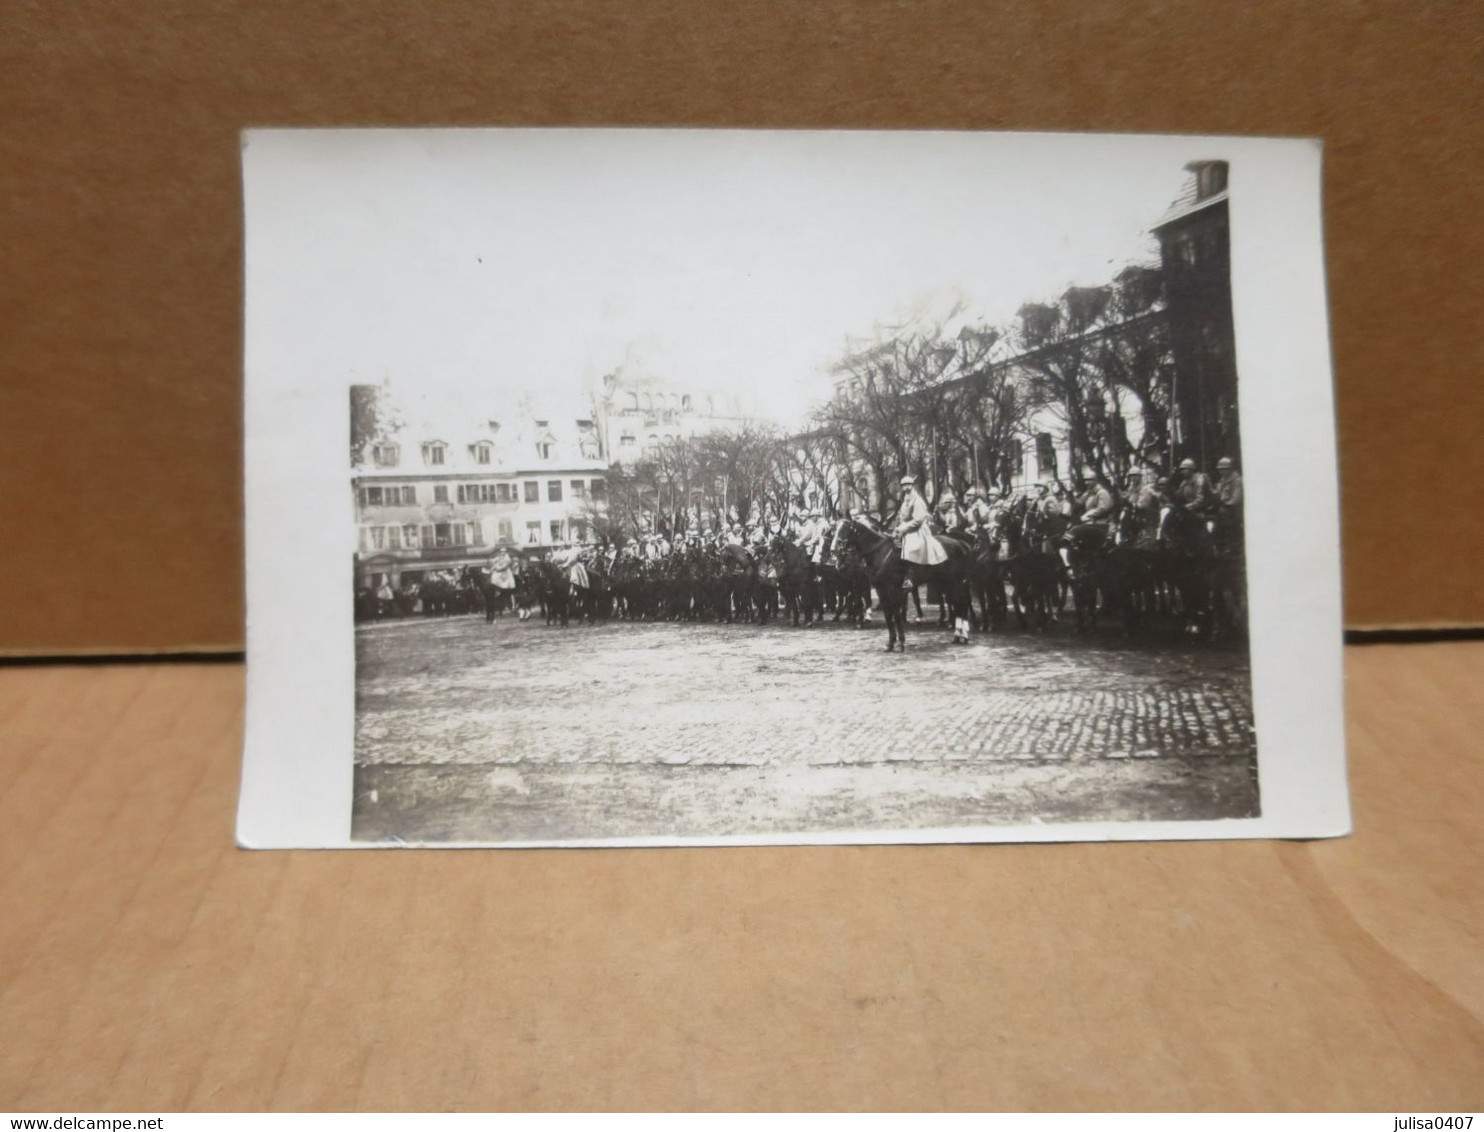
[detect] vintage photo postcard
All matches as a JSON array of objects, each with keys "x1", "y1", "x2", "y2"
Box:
[{"x1": 238, "y1": 128, "x2": 1349, "y2": 848}]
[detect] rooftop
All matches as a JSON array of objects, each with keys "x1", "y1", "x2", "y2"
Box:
[{"x1": 1152, "y1": 160, "x2": 1230, "y2": 232}]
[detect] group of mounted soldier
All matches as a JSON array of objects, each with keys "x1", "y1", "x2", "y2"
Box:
[{"x1": 356, "y1": 455, "x2": 1247, "y2": 647}]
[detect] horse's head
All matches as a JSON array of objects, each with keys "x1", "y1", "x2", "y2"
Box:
[
  {"x1": 1157, "y1": 504, "x2": 1204, "y2": 547},
  {"x1": 830, "y1": 518, "x2": 853, "y2": 556}
]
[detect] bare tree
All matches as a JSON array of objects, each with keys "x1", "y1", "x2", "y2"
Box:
[
  {"x1": 818, "y1": 330, "x2": 952, "y2": 505},
  {"x1": 1013, "y1": 287, "x2": 1126, "y2": 490},
  {"x1": 585, "y1": 461, "x2": 657, "y2": 544},
  {"x1": 1013, "y1": 274, "x2": 1177, "y2": 491},
  {"x1": 816, "y1": 315, "x2": 1029, "y2": 512},
  {"x1": 693, "y1": 423, "x2": 781, "y2": 528},
  {"x1": 1096, "y1": 266, "x2": 1174, "y2": 474}
]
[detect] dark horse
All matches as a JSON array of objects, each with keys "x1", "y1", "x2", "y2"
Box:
[
  {"x1": 462, "y1": 565, "x2": 517, "y2": 623},
  {"x1": 820, "y1": 532, "x2": 873, "y2": 628},
  {"x1": 535, "y1": 559, "x2": 572, "y2": 627},
  {"x1": 830, "y1": 518, "x2": 973, "y2": 652},
  {"x1": 966, "y1": 525, "x2": 1009, "y2": 633},
  {"x1": 570, "y1": 557, "x2": 612, "y2": 623},
  {"x1": 718, "y1": 543, "x2": 765, "y2": 623},
  {"x1": 766, "y1": 536, "x2": 820, "y2": 627}
]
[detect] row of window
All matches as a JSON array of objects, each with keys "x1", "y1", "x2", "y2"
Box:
[
  {"x1": 370, "y1": 425, "x2": 591, "y2": 469},
  {"x1": 361, "y1": 523, "x2": 484, "y2": 553},
  {"x1": 614, "y1": 392, "x2": 696, "y2": 414},
  {"x1": 617, "y1": 433, "x2": 673, "y2": 451},
  {"x1": 360, "y1": 518, "x2": 590, "y2": 553},
  {"x1": 358, "y1": 479, "x2": 606, "y2": 508}
]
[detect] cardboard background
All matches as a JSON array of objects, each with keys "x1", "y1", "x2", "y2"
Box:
[
  {"x1": 2, "y1": 0, "x2": 1481, "y2": 654},
  {"x1": 2, "y1": 645, "x2": 1481, "y2": 1110}
]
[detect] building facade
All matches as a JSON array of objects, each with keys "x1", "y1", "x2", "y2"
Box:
[
  {"x1": 1152, "y1": 159, "x2": 1240, "y2": 469},
  {"x1": 812, "y1": 162, "x2": 1242, "y2": 517},
  {"x1": 350, "y1": 385, "x2": 608, "y2": 591},
  {"x1": 593, "y1": 364, "x2": 754, "y2": 467}
]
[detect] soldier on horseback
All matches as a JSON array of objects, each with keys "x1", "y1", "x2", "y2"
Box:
[
  {"x1": 892, "y1": 473, "x2": 947, "y2": 589},
  {"x1": 1212, "y1": 456, "x2": 1244, "y2": 556},
  {"x1": 962, "y1": 485, "x2": 996, "y2": 535},
  {"x1": 805, "y1": 509, "x2": 832, "y2": 566},
  {"x1": 554, "y1": 541, "x2": 589, "y2": 593},
  {"x1": 934, "y1": 490, "x2": 968, "y2": 538},
  {"x1": 1060, "y1": 470, "x2": 1116, "y2": 573},
  {"x1": 1171, "y1": 457, "x2": 1213, "y2": 513},
  {"x1": 1213, "y1": 456, "x2": 1242, "y2": 510}
]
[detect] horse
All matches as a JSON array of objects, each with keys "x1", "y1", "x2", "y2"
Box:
[
  {"x1": 1154, "y1": 502, "x2": 1215, "y2": 637},
  {"x1": 354, "y1": 587, "x2": 384, "y2": 622},
  {"x1": 966, "y1": 525, "x2": 1009, "y2": 633},
  {"x1": 754, "y1": 550, "x2": 782, "y2": 624},
  {"x1": 830, "y1": 518, "x2": 974, "y2": 651},
  {"x1": 490, "y1": 561, "x2": 521, "y2": 620},
  {"x1": 820, "y1": 532, "x2": 872, "y2": 628},
  {"x1": 535, "y1": 559, "x2": 572, "y2": 628},
  {"x1": 461, "y1": 565, "x2": 514, "y2": 623},
  {"x1": 1207, "y1": 510, "x2": 1248, "y2": 641},
  {"x1": 1063, "y1": 514, "x2": 1149, "y2": 637},
  {"x1": 719, "y1": 543, "x2": 765, "y2": 624},
  {"x1": 568, "y1": 556, "x2": 612, "y2": 623},
  {"x1": 415, "y1": 576, "x2": 456, "y2": 617},
  {"x1": 609, "y1": 553, "x2": 653, "y2": 621},
  {"x1": 392, "y1": 586, "x2": 417, "y2": 618},
  {"x1": 1080, "y1": 503, "x2": 1158, "y2": 637},
  {"x1": 765, "y1": 536, "x2": 820, "y2": 627},
  {"x1": 512, "y1": 567, "x2": 541, "y2": 622},
  {"x1": 1000, "y1": 501, "x2": 1059, "y2": 632}
]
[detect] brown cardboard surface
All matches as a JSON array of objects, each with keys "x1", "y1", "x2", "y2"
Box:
[
  {"x1": 2, "y1": 1, "x2": 1482, "y2": 653},
  {"x1": 0, "y1": 642, "x2": 1480, "y2": 1111}
]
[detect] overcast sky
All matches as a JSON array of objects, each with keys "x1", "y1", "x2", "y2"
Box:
[{"x1": 247, "y1": 129, "x2": 1214, "y2": 429}]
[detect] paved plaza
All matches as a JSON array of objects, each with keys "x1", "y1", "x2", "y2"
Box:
[{"x1": 353, "y1": 611, "x2": 1258, "y2": 842}]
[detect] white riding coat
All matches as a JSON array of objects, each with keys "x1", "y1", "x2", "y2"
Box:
[{"x1": 895, "y1": 491, "x2": 948, "y2": 566}]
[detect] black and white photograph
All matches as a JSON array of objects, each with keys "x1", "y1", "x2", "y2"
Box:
[{"x1": 239, "y1": 129, "x2": 1347, "y2": 848}]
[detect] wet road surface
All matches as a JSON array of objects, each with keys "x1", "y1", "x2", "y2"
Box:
[{"x1": 353, "y1": 610, "x2": 1258, "y2": 843}]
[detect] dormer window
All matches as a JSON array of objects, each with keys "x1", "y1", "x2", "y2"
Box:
[
  {"x1": 372, "y1": 442, "x2": 399, "y2": 467},
  {"x1": 422, "y1": 441, "x2": 446, "y2": 467},
  {"x1": 1195, "y1": 161, "x2": 1228, "y2": 200},
  {"x1": 535, "y1": 426, "x2": 556, "y2": 461},
  {"x1": 472, "y1": 441, "x2": 493, "y2": 465}
]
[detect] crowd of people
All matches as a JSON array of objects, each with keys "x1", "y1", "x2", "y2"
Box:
[
  {"x1": 555, "y1": 454, "x2": 1245, "y2": 573},
  {"x1": 357, "y1": 455, "x2": 1245, "y2": 635}
]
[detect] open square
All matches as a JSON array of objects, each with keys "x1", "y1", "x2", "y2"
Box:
[{"x1": 353, "y1": 613, "x2": 1258, "y2": 842}]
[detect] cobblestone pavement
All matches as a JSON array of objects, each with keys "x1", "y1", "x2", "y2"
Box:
[{"x1": 353, "y1": 610, "x2": 1258, "y2": 842}]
